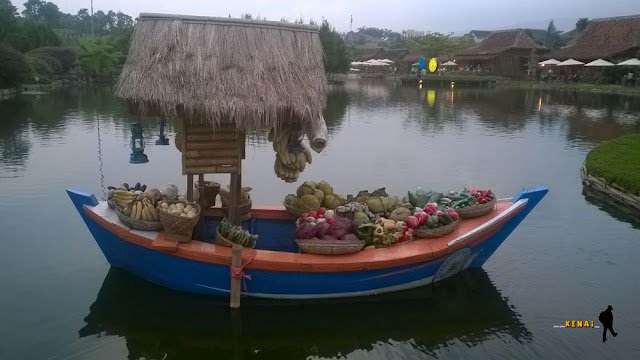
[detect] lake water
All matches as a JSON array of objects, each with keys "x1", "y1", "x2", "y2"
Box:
[{"x1": 1, "y1": 83, "x2": 639, "y2": 359}]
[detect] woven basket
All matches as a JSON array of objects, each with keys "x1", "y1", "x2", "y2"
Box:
[
  {"x1": 195, "y1": 181, "x2": 221, "y2": 207},
  {"x1": 107, "y1": 197, "x2": 117, "y2": 209},
  {"x1": 215, "y1": 229, "x2": 256, "y2": 249},
  {"x1": 414, "y1": 219, "x2": 460, "y2": 238},
  {"x1": 220, "y1": 197, "x2": 252, "y2": 222},
  {"x1": 115, "y1": 206, "x2": 163, "y2": 231},
  {"x1": 454, "y1": 197, "x2": 497, "y2": 219},
  {"x1": 158, "y1": 202, "x2": 200, "y2": 242},
  {"x1": 284, "y1": 203, "x2": 306, "y2": 218},
  {"x1": 296, "y1": 238, "x2": 366, "y2": 255}
]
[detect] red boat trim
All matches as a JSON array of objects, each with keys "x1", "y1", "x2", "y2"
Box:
[{"x1": 83, "y1": 201, "x2": 524, "y2": 273}]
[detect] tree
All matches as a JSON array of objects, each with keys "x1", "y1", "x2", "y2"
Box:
[
  {"x1": 319, "y1": 19, "x2": 350, "y2": 74},
  {"x1": 0, "y1": 0, "x2": 17, "y2": 41},
  {"x1": 77, "y1": 37, "x2": 123, "y2": 80},
  {"x1": 0, "y1": 43, "x2": 31, "y2": 87},
  {"x1": 21, "y1": 0, "x2": 60, "y2": 27},
  {"x1": 576, "y1": 18, "x2": 589, "y2": 31},
  {"x1": 545, "y1": 20, "x2": 564, "y2": 49},
  {"x1": 22, "y1": 0, "x2": 43, "y2": 19},
  {"x1": 4, "y1": 18, "x2": 61, "y2": 52},
  {"x1": 38, "y1": 2, "x2": 60, "y2": 27},
  {"x1": 406, "y1": 32, "x2": 472, "y2": 58}
]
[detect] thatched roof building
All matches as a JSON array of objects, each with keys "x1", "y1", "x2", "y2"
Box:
[
  {"x1": 547, "y1": 15, "x2": 640, "y2": 61},
  {"x1": 455, "y1": 29, "x2": 547, "y2": 75},
  {"x1": 116, "y1": 13, "x2": 328, "y2": 129}
]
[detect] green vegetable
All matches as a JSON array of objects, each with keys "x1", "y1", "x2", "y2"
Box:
[
  {"x1": 367, "y1": 196, "x2": 385, "y2": 213},
  {"x1": 284, "y1": 194, "x2": 297, "y2": 206},
  {"x1": 388, "y1": 207, "x2": 411, "y2": 221},
  {"x1": 317, "y1": 180, "x2": 334, "y2": 196},
  {"x1": 296, "y1": 184, "x2": 315, "y2": 197},
  {"x1": 299, "y1": 194, "x2": 321, "y2": 211},
  {"x1": 356, "y1": 223, "x2": 376, "y2": 243}
]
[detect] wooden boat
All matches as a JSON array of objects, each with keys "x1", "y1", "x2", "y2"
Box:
[{"x1": 67, "y1": 187, "x2": 547, "y2": 299}]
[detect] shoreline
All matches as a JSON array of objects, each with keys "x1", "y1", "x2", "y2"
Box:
[
  {"x1": 329, "y1": 73, "x2": 640, "y2": 96},
  {"x1": 581, "y1": 134, "x2": 640, "y2": 212}
]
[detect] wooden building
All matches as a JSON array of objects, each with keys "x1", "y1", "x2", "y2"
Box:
[
  {"x1": 547, "y1": 15, "x2": 640, "y2": 62},
  {"x1": 455, "y1": 29, "x2": 547, "y2": 76}
]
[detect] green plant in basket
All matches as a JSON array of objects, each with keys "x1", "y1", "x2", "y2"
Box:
[{"x1": 217, "y1": 218, "x2": 258, "y2": 248}]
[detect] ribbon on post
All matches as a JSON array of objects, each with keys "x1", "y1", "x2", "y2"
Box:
[{"x1": 230, "y1": 250, "x2": 256, "y2": 292}]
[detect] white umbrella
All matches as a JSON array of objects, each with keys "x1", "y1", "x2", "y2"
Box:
[
  {"x1": 617, "y1": 58, "x2": 640, "y2": 66},
  {"x1": 585, "y1": 58, "x2": 615, "y2": 67},
  {"x1": 557, "y1": 59, "x2": 585, "y2": 66},
  {"x1": 441, "y1": 60, "x2": 457, "y2": 66},
  {"x1": 539, "y1": 58, "x2": 561, "y2": 65}
]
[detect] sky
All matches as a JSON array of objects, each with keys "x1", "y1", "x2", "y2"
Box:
[{"x1": 12, "y1": 0, "x2": 640, "y2": 34}]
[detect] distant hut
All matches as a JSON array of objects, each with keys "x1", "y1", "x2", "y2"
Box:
[
  {"x1": 547, "y1": 15, "x2": 640, "y2": 62},
  {"x1": 455, "y1": 29, "x2": 547, "y2": 76},
  {"x1": 116, "y1": 13, "x2": 328, "y2": 225}
]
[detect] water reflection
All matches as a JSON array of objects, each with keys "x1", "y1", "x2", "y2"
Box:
[
  {"x1": 582, "y1": 186, "x2": 640, "y2": 229},
  {"x1": 79, "y1": 268, "x2": 531, "y2": 359}
]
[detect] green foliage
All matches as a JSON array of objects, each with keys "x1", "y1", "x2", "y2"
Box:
[
  {"x1": 545, "y1": 20, "x2": 565, "y2": 50},
  {"x1": 22, "y1": 0, "x2": 60, "y2": 27},
  {"x1": 77, "y1": 36, "x2": 123, "y2": 80},
  {"x1": 0, "y1": 43, "x2": 31, "y2": 88},
  {"x1": 585, "y1": 134, "x2": 640, "y2": 195},
  {"x1": 407, "y1": 32, "x2": 473, "y2": 58},
  {"x1": 27, "y1": 46, "x2": 76, "y2": 72},
  {"x1": 576, "y1": 18, "x2": 589, "y2": 31},
  {"x1": 0, "y1": 0, "x2": 17, "y2": 41},
  {"x1": 346, "y1": 26, "x2": 406, "y2": 48},
  {"x1": 319, "y1": 20, "x2": 350, "y2": 74},
  {"x1": 4, "y1": 18, "x2": 61, "y2": 52}
]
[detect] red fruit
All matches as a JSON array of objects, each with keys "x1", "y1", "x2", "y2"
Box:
[
  {"x1": 302, "y1": 212, "x2": 309, "y2": 218},
  {"x1": 308, "y1": 211, "x2": 318, "y2": 218},
  {"x1": 317, "y1": 214, "x2": 325, "y2": 219},
  {"x1": 317, "y1": 208, "x2": 326, "y2": 215},
  {"x1": 416, "y1": 212, "x2": 428, "y2": 225},
  {"x1": 326, "y1": 217, "x2": 336, "y2": 224}
]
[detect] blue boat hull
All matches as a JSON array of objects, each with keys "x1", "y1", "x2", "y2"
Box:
[{"x1": 67, "y1": 188, "x2": 547, "y2": 299}]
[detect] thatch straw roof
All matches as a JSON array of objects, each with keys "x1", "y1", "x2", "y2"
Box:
[
  {"x1": 547, "y1": 15, "x2": 640, "y2": 61},
  {"x1": 115, "y1": 13, "x2": 328, "y2": 129},
  {"x1": 456, "y1": 29, "x2": 544, "y2": 60}
]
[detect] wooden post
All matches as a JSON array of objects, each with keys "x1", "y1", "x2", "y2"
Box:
[
  {"x1": 186, "y1": 174, "x2": 194, "y2": 202},
  {"x1": 230, "y1": 243, "x2": 242, "y2": 308},
  {"x1": 198, "y1": 174, "x2": 206, "y2": 241}
]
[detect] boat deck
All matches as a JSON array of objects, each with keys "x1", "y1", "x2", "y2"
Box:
[{"x1": 84, "y1": 199, "x2": 523, "y2": 273}]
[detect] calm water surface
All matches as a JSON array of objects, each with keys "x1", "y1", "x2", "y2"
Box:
[{"x1": 1, "y1": 84, "x2": 639, "y2": 359}]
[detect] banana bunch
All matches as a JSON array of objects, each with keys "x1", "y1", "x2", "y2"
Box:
[
  {"x1": 113, "y1": 189, "x2": 137, "y2": 206},
  {"x1": 218, "y1": 218, "x2": 257, "y2": 248},
  {"x1": 270, "y1": 128, "x2": 313, "y2": 183},
  {"x1": 122, "y1": 198, "x2": 159, "y2": 222}
]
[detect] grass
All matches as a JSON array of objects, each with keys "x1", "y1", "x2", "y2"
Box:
[{"x1": 585, "y1": 134, "x2": 640, "y2": 195}]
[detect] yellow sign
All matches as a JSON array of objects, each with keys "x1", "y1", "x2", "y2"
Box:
[{"x1": 428, "y1": 58, "x2": 438, "y2": 73}]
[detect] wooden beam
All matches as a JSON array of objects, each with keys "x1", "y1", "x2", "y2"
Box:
[
  {"x1": 185, "y1": 165, "x2": 238, "y2": 174},
  {"x1": 186, "y1": 158, "x2": 238, "y2": 167},
  {"x1": 187, "y1": 133, "x2": 240, "y2": 142},
  {"x1": 186, "y1": 141, "x2": 240, "y2": 150}
]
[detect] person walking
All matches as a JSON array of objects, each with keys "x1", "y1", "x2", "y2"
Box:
[{"x1": 599, "y1": 305, "x2": 618, "y2": 342}]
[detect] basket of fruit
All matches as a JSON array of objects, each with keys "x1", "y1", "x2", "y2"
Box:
[
  {"x1": 413, "y1": 206, "x2": 461, "y2": 238},
  {"x1": 115, "y1": 198, "x2": 163, "y2": 231},
  {"x1": 294, "y1": 216, "x2": 365, "y2": 255},
  {"x1": 449, "y1": 189, "x2": 496, "y2": 219},
  {"x1": 295, "y1": 238, "x2": 365, "y2": 255},
  {"x1": 215, "y1": 218, "x2": 257, "y2": 248},
  {"x1": 157, "y1": 201, "x2": 200, "y2": 242}
]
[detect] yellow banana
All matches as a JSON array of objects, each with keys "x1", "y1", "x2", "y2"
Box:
[
  {"x1": 147, "y1": 203, "x2": 159, "y2": 221},
  {"x1": 303, "y1": 146, "x2": 312, "y2": 164}
]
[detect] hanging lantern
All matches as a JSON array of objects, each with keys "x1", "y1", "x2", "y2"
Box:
[
  {"x1": 155, "y1": 117, "x2": 170, "y2": 145},
  {"x1": 129, "y1": 123, "x2": 149, "y2": 164}
]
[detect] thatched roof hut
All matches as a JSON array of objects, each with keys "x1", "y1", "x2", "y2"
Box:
[
  {"x1": 115, "y1": 13, "x2": 328, "y2": 130},
  {"x1": 547, "y1": 15, "x2": 640, "y2": 61}
]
